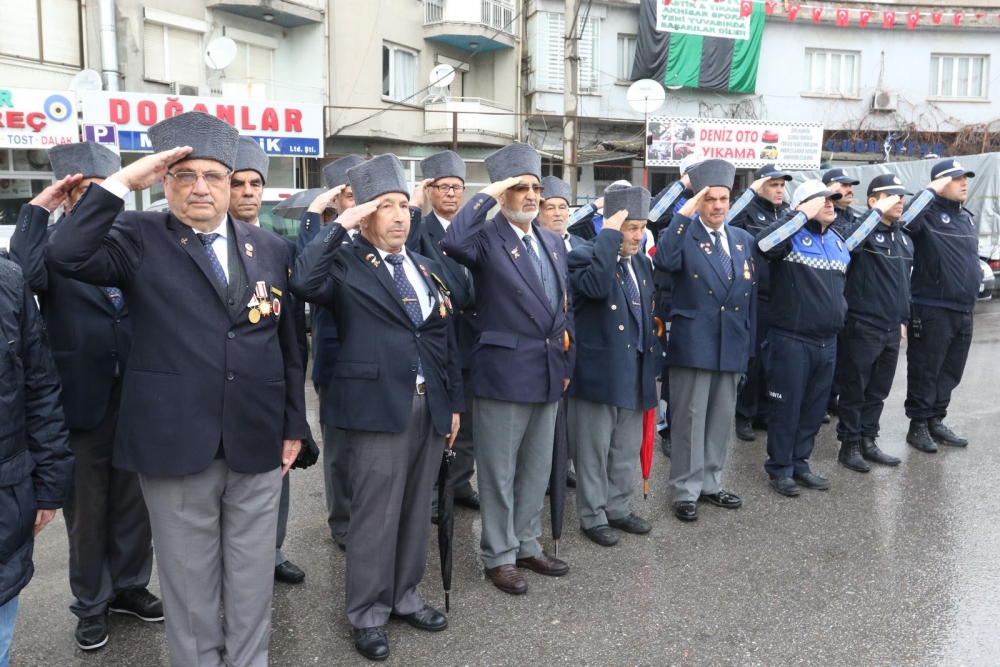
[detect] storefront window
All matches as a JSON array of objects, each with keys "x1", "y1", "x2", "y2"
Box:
[{"x1": 0, "y1": 149, "x2": 55, "y2": 247}]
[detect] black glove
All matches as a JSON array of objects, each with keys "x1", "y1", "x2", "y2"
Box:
[{"x1": 292, "y1": 434, "x2": 320, "y2": 470}]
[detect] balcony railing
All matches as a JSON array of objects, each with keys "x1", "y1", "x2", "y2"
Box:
[
  {"x1": 424, "y1": 97, "x2": 516, "y2": 139},
  {"x1": 424, "y1": 0, "x2": 516, "y2": 36},
  {"x1": 482, "y1": 0, "x2": 515, "y2": 34}
]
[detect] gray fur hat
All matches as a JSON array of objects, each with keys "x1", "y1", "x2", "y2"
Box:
[
  {"x1": 232, "y1": 137, "x2": 269, "y2": 184},
  {"x1": 485, "y1": 143, "x2": 541, "y2": 182},
  {"x1": 604, "y1": 186, "x2": 651, "y2": 220},
  {"x1": 347, "y1": 153, "x2": 409, "y2": 205},
  {"x1": 540, "y1": 176, "x2": 572, "y2": 205},
  {"x1": 323, "y1": 155, "x2": 365, "y2": 189},
  {"x1": 147, "y1": 111, "x2": 239, "y2": 170},
  {"x1": 688, "y1": 158, "x2": 736, "y2": 192},
  {"x1": 47, "y1": 142, "x2": 120, "y2": 180},
  {"x1": 421, "y1": 150, "x2": 466, "y2": 182}
]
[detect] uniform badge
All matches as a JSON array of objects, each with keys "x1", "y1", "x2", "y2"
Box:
[
  {"x1": 365, "y1": 253, "x2": 381, "y2": 268},
  {"x1": 419, "y1": 264, "x2": 430, "y2": 278},
  {"x1": 248, "y1": 308, "x2": 261, "y2": 324},
  {"x1": 736, "y1": 244, "x2": 744, "y2": 251},
  {"x1": 553, "y1": 252, "x2": 558, "y2": 260},
  {"x1": 270, "y1": 287, "x2": 282, "y2": 297},
  {"x1": 245, "y1": 243, "x2": 254, "y2": 257},
  {"x1": 743, "y1": 260, "x2": 751, "y2": 281},
  {"x1": 255, "y1": 281, "x2": 267, "y2": 300},
  {"x1": 511, "y1": 247, "x2": 520, "y2": 259},
  {"x1": 941, "y1": 213, "x2": 951, "y2": 223},
  {"x1": 180, "y1": 237, "x2": 188, "y2": 245},
  {"x1": 802, "y1": 235, "x2": 813, "y2": 247},
  {"x1": 757, "y1": 213, "x2": 766, "y2": 221},
  {"x1": 271, "y1": 297, "x2": 281, "y2": 321},
  {"x1": 259, "y1": 300, "x2": 272, "y2": 316},
  {"x1": 875, "y1": 234, "x2": 885, "y2": 243}
]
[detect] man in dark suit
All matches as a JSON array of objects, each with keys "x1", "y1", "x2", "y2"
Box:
[
  {"x1": 290, "y1": 153, "x2": 462, "y2": 662},
  {"x1": 46, "y1": 112, "x2": 309, "y2": 667},
  {"x1": 229, "y1": 136, "x2": 310, "y2": 584},
  {"x1": 9, "y1": 142, "x2": 160, "y2": 651},
  {"x1": 406, "y1": 150, "x2": 480, "y2": 518},
  {"x1": 296, "y1": 154, "x2": 364, "y2": 551},
  {"x1": 442, "y1": 143, "x2": 575, "y2": 595},
  {"x1": 654, "y1": 159, "x2": 756, "y2": 522},
  {"x1": 567, "y1": 186, "x2": 659, "y2": 546}
]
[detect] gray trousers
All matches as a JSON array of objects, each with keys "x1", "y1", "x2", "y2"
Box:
[
  {"x1": 345, "y1": 395, "x2": 443, "y2": 629},
  {"x1": 317, "y1": 385, "x2": 351, "y2": 543},
  {"x1": 434, "y1": 369, "x2": 475, "y2": 507},
  {"x1": 140, "y1": 460, "x2": 281, "y2": 667},
  {"x1": 668, "y1": 367, "x2": 740, "y2": 502},
  {"x1": 275, "y1": 474, "x2": 290, "y2": 566},
  {"x1": 567, "y1": 365, "x2": 644, "y2": 530},
  {"x1": 63, "y1": 381, "x2": 153, "y2": 618},
  {"x1": 474, "y1": 397, "x2": 558, "y2": 569}
]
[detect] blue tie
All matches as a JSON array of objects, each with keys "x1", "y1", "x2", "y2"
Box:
[
  {"x1": 103, "y1": 287, "x2": 123, "y2": 312},
  {"x1": 385, "y1": 253, "x2": 424, "y2": 377},
  {"x1": 619, "y1": 257, "x2": 644, "y2": 351},
  {"x1": 712, "y1": 231, "x2": 734, "y2": 280},
  {"x1": 197, "y1": 233, "x2": 228, "y2": 287}
]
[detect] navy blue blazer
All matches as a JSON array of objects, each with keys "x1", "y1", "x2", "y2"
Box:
[
  {"x1": 654, "y1": 214, "x2": 757, "y2": 373},
  {"x1": 9, "y1": 203, "x2": 132, "y2": 431},
  {"x1": 290, "y1": 225, "x2": 463, "y2": 436},
  {"x1": 407, "y1": 209, "x2": 476, "y2": 369},
  {"x1": 296, "y1": 211, "x2": 341, "y2": 388},
  {"x1": 441, "y1": 193, "x2": 576, "y2": 405},
  {"x1": 567, "y1": 228, "x2": 659, "y2": 411},
  {"x1": 45, "y1": 185, "x2": 309, "y2": 476}
]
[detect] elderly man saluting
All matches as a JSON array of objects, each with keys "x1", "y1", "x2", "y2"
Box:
[{"x1": 46, "y1": 111, "x2": 309, "y2": 667}]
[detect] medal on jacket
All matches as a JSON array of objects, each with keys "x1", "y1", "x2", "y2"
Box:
[
  {"x1": 271, "y1": 297, "x2": 281, "y2": 321},
  {"x1": 743, "y1": 260, "x2": 751, "y2": 281},
  {"x1": 259, "y1": 300, "x2": 272, "y2": 316},
  {"x1": 245, "y1": 242, "x2": 254, "y2": 258},
  {"x1": 248, "y1": 307, "x2": 261, "y2": 324}
]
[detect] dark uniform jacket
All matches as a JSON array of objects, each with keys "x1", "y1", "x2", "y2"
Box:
[
  {"x1": 728, "y1": 191, "x2": 789, "y2": 300},
  {"x1": 831, "y1": 206, "x2": 860, "y2": 236},
  {"x1": 296, "y1": 211, "x2": 342, "y2": 389},
  {"x1": 844, "y1": 220, "x2": 913, "y2": 330}
]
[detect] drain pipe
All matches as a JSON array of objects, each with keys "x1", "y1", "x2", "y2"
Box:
[{"x1": 98, "y1": 0, "x2": 120, "y2": 91}]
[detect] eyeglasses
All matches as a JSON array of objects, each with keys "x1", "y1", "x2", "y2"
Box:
[
  {"x1": 509, "y1": 184, "x2": 545, "y2": 194},
  {"x1": 167, "y1": 171, "x2": 231, "y2": 186},
  {"x1": 429, "y1": 184, "x2": 465, "y2": 194}
]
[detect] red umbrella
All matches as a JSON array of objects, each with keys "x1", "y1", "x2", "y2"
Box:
[{"x1": 641, "y1": 408, "x2": 656, "y2": 499}]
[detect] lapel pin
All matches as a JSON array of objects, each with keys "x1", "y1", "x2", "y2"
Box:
[
  {"x1": 736, "y1": 244, "x2": 744, "y2": 251},
  {"x1": 511, "y1": 248, "x2": 520, "y2": 259},
  {"x1": 180, "y1": 237, "x2": 188, "y2": 245}
]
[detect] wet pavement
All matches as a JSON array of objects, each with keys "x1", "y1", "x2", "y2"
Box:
[{"x1": 11, "y1": 301, "x2": 1000, "y2": 666}]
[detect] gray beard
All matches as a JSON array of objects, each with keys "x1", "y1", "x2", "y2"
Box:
[{"x1": 503, "y1": 207, "x2": 535, "y2": 225}]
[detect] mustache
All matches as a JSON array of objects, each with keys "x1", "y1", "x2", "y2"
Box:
[{"x1": 186, "y1": 196, "x2": 216, "y2": 204}]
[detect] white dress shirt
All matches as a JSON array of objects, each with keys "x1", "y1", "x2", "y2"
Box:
[
  {"x1": 700, "y1": 220, "x2": 731, "y2": 259},
  {"x1": 377, "y1": 246, "x2": 434, "y2": 384},
  {"x1": 434, "y1": 212, "x2": 452, "y2": 231},
  {"x1": 508, "y1": 220, "x2": 538, "y2": 249},
  {"x1": 561, "y1": 232, "x2": 573, "y2": 252}
]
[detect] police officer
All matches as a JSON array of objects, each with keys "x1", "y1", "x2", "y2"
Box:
[
  {"x1": 836, "y1": 175, "x2": 912, "y2": 471},
  {"x1": 728, "y1": 164, "x2": 792, "y2": 441},
  {"x1": 756, "y1": 180, "x2": 899, "y2": 497},
  {"x1": 900, "y1": 159, "x2": 980, "y2": 451}
]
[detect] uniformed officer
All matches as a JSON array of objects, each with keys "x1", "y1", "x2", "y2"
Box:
[
  {"x1": 728, "y1": 164, "x2": 791, "y2": 442},
  {"x1": 406, "y1": 150, "x2": 481, "y2": 515},
  {"x1": 566, "y1": 180, "x2": 632, "y2": 240},
  {"x1": 835, "y1": 174, "x2": 912, "y2": 471},
  {"x1": 229, "y1": 136, "x2": 311, "y2": 584},
  {"x1": 290, "y1": 153, "x2": 462, "y2": 662},
  {"x1": 654, "y1": 159, "x2": 756, "y2": 521},
  {"x1": 538, "y1": 176, "x2": 586, "y2": 252},
  {"x1": 900, "y1": 159, "x2": 981, "y2": 451},
  {"x1": 756, "y1": 180, "x2": 898, "y2": 497},
  {"x1": 442, "y1": 143, "x2": 575, "y2": 595},
  {"x1": 567, "y1": 186, "x2": 658, "y2": 544},
  {"x1": 9, "y1": 142, "x2": 160, "y2": 651},
  {"x1": 46, "y1": 112, "x2": 309, "y2": 667},
  {"x1": 296, "y1": 154, "x2": 365, "y2": 551}
]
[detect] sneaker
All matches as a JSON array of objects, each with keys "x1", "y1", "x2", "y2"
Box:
[
  {"x1": 76, "y1": 613, "x2": 109, "y2": 650},
  {"x1": 109, "y1": 587, "x2": 164, "y2": 622}
]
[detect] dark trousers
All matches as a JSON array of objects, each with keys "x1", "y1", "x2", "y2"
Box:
[
  {"x1": 905, "y1": 304, "x2": 974, "y2": 420},
  {"x1": 736, "y1": 297, "x2": 770, "y2": 421},
  {"x1": 828, "y1": 327, "x2": 849, "y2": 410},
  {"x1": 433, "y1": 369, "x2": 474, "y2": 508},
  {"x1": 63, "y1": 381, "x2": 153, "y2": 618},
  {"x1": 655, "y1": 291, "x2": 671, "y2": 431},
  {"x1": 317, "y1": 384, "x2": 351, "y2": 542},
  {"x1": 836, "y1": 318, "x2": 901, "y2": 444},
  {"x1": 763, "y1": 331, "x2": 836, "y2": 479}
]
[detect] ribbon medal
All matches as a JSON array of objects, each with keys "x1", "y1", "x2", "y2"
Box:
[{"x1": 743, "y1": 260, "x2": 751, "y2": 281}]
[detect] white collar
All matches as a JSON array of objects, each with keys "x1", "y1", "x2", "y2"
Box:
[
  {"x1": 205, "y1": 216, "x2": 229, "y2": 238},
  {"x1": 375, "y1": 245, "x2": 409, "y2": 262},
  {"x1": 700, "y1": 220, "x2": 726, "y2": 239}
]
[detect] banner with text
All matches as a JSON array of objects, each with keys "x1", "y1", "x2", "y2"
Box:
[
  {"x1": 656, "y1": 0, "x2": 751, "y2": 39},
  {"x1": 0, "y1": 87, "x2": 78, "y2": 149},
  {"x1": 646, "y1": 117, "x2": 823, "y2": 169}
]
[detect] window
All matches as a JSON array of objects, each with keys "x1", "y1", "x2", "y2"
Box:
[
  {"x1": 382, "y1": 43, "x2": 417, "y2": 103},
  {"x1": 0, "y1": 0, "x2": 81, "y2": 66},
  {"x1": 528, "y1": 12, "x2": 601, "y2": 93},
  {"x1": 929, "y1": 54, "x2": 987, "y2": 99},
  {"x1": 617, "y1": 34, "x2": 637, "y2": 81},
  {"x1": 144, "y1": 22, "x2": 203, "y2": 84},
  {"x1": 226, "y1": 42, "x2": 274, "y2": 97},
  {"x1": 804, "y1": 49, "x2": 859, "y2": 96}
]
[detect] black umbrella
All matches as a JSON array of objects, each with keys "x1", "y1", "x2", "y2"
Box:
[
  {"x1": 548, "y1": 399, "x2": 569, "y2": 558},
  {"x1": 270, "y1": 187, "x2": 329, "y2": 220},
  {"x1": 436, "y1": 448, "x2": 456, "y2": 612}
]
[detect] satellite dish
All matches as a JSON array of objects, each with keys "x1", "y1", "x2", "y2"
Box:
[
  {"x1": 627, "y1": 79, "x2": 666, "y2": 114},
  {"x1": 205, "y1": 37, "x2": 238, "y2": 70},
  {"x1": 69, "y1": 69, "x2": 103, "y2": 92},
  {"x1": 429, "y1": 64, "x2": 456, "y2": 89}
]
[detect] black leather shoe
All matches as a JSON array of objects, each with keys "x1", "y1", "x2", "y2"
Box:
[
  {"x1": 109, "y1": 587, "x2": 163, "y2": 622},
  {"x1": 907, "y1": 419, "x2": 938, "y2": 453},
  {"x1": 582, "y1": 525, "x2": 619, "y2": 546},
  {"x1": 392, "y1": 605, "x2": 448, "y2": 632},
  {"x1": 752, "y1": 418, "x2": 769, "y2": 430},
  {"x1": 333, "y1": 531, "x2": 347, "y2": 552},
  {"x1": 76, "y1": 613, "x2": 109, "y2": 650},
  {"x1": 699, "y1": 491, "x2": 743, "y2": 509},
  {"x1": 672, "y1": 501, "x2": 698, "y2": 522},
  {"x1": 353, "y1": 627, "x2": 390, "y2": 661},
  {"x1": 822, "y1": 413, "x2": 832, "y2": 424},
  {"x1": 928, "y1": 418, "x2": 968, "y2": 447},
  {"x1": 861, "y1": 437, "x2": 901, "y2": 466},
  {"x1": 793, "y1": 471, "x2": 831, "y2": 490},
  {"x1": 769, "y1": 477, "x2": 800, "y2": 497},
  {"x1": 431, "y1": 505, "x2": 440, "y2": 525},
  {"x1": 660, "y1": 434, "x2": 671, "y2": 459},
  {"x1": 735, "y1": 417, "x2": 755, "y2": 441},
  {"x1": 838, "y1": 440, "x2": 871, "y2": 472},
  {"x1": 566, "y1": 470, "x2": 577, "y2": 488},
  {"x1": 608, "y1": 513, "x2": 652, "y2": 534},
  {"x1": 275, "y1": 560, "x2": 305, "y2": 584},
  {"x1": 455, "y1": 492, "x2": 481, "y2": 510}
]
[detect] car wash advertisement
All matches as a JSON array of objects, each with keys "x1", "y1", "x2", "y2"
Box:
[{"x1": 646, "y1": 117, "x2": 823, "y2": 170}]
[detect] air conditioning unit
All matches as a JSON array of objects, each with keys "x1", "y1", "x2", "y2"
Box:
[
  {"x1": 871, "y1": 90, "x2": 898, "y2": 112},
  {"x1": 169, "y1": 82, "x2": 201, "y2": 96}
]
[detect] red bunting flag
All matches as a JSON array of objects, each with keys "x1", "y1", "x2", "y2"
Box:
[
  {"x1": 907, "y1": 11, "x2": 919, "y2": 29},
  {"x1": 975, "y1": 13, "x2": 985, "y2": 19},
  {"x1": 932, "y1": 12, "x2": 942, "y2": 24},
  {"x1": 859, "y1": 9, "x2": 873, "y2": 27},
  {"x1": 765, "y1": 1, "x2": 777, "y2": 15},
  {"x1": 811, "y1": 6, "x2": 824, "y2": 23},
  {"x1": 883, "y1": 11, "x2": 896, "y2": 28},
  {"x1": 788, "y1": 3, "x2": 800, "y2": 21},
  {"x1": 835, "y1": 8, "x2": 849, "y2": 26},
  {"x1": 953, "y1": 13, "x2": 962, "y2": 26},
  {"x1": 740, "y1": 0, "x2": 752, "y2": 17}
]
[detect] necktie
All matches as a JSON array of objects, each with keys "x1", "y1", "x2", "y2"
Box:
[
  {"x1": 103, "y1": 287, "x2": 123, "y2": 312},
  {"x1": 384, "y1": 253, "x2": 424, "y2": 376},
  {"x1": 712, "y1": 231, "x2": 734, "y2": 280},
  {"x1": 197, "y1": 233, "x2": 228, "y2": 287},
  {"x1": 522, "y1": 234, "x2": 559, "y2": 309},
  {"x1": 619, "y1": 258, "x2": 644, "y2": 350},
  {"x1": 522, "y1": 235, "x2": 543, "y2": 275}
]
